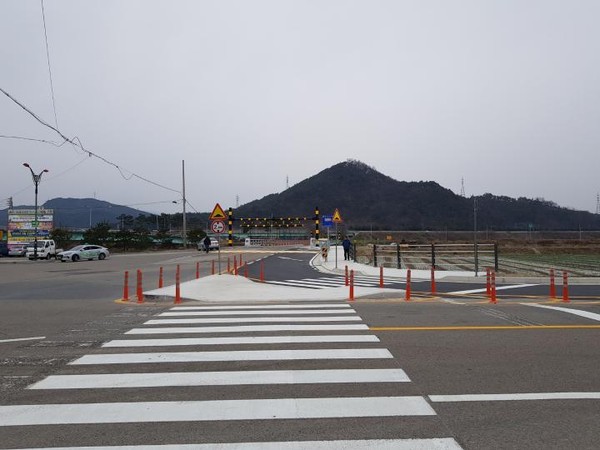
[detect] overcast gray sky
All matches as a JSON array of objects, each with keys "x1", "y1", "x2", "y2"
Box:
[{"x1": 2, "y1": 0, "x2": 599, "y2": 215}]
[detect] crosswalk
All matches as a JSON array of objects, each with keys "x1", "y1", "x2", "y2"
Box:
[
  {"x1": 265, "y1": 274, "x2": 406, "y2": 289},
  {"x1": 0, "y1": 301, "x2": 462, "y2": 449}
]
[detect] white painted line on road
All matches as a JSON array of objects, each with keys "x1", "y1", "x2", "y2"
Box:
[
  {"x1": 126, "y1": 324, "x2": 370, "y2": 334},
  {"x1": 70, "y1": 348, "x2": 394, "y2": 365},
  {"x1": 449, "y1": 284, "x2": 538, "y2": 295},
  {"x1": 429, "y1": 392, "x2": 600, "y2": 402},
  {"x1": 170, "y1": 304, "x2": 351, "y2": 310},
  {"x1": 523, "y1": 303, "x2": 600, "y2": 322},
  {"x1": 30, "y1": 368, "x2": 410, "y2": 389},
  {"x1": 158, "y1": 309, "x2": 357, "y2": 317},
  {"x1": 103, "y1": 334, "x2": 379, "y2": 347},
  {"x1": 0, "y1": 396, "x2": 436, "y2": 426},
  {"x1": 0, "y1": 336, "x2": 45, "y2": 344},
  {"x1": 144, "y1": 316, "x2": 363, "y2": 325},
  {"x1": 9, "y1": 438, "x2": 463, "y2": 450}
]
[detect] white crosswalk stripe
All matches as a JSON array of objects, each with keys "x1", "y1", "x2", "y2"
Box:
[
  {"x1": 3, "y1": 301, "x2": 462, "y2": 448},
  {"x1": 264, "y1": 275, "x2": 405, "y2": 289}
]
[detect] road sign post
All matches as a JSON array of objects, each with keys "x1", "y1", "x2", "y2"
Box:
[{"x1": 332, "y1": 209, "x2": 343, "y2": 269}]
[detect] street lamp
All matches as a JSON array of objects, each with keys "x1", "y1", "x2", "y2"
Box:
[{"x1": 23, "y1": 163, "x2": 49, "y2": 260}]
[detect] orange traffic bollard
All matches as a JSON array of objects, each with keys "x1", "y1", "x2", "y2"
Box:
[
  {"x1": 174, "y1": 264, "x2": 181, "y2": 304},
  {"x1": 227, "y1": 257, "x2": 231, "y2": 273},
  {"x1": 431, "y1": 266, "x2": 436, "y2": 295},
  {"x1": 550, "y1": 269, "x2": 556, "y2": 299},
  {"x1": 136, "y1": 269, "x2": 144, "y2": 304},
  {"x1": 379, "y1": 266, "x2": 384, "y2": 288},
  {"x1": 239, "y1": 254, "x2": 243, "y2": 266},
  {"x1": 490, "y1": 271, "x2": 497, "y2": 304},
  {"x1": 349, "y1": 269, "x2": 354, "y2": 301},
  {"x1": 244, "y1": 263, "x2": 248, "y2": 278},
  {"x1": 212, "y1": 260, "x2": 215, "y2": 275},
  {"x1": 196, "y1": 262, "x2": 200, "y2": 279},
  {"x1": 158, "y1": 266, "x2": 164, "y2": 288},
  {"x1": 122, "y1": 270, "x2": 129, "y2": 301},
  {"x1": 233, "y1": 256, "x2": 238, "y2": 275},
  {"x1": 562, "y1": 271, "x2": 569, "y2": 303},
  {"x1": 486, "y1": 268, "x2": 491, "y2": 297},
  {"x1": 345, "y1": 265, "x2": 349, "y2": 286},
  {"x1": 405, "y1": 269, "x2": 411, "y2": 301},
  {"x1": 260, "y1": 261, "x2": 265, "y2": 282}
]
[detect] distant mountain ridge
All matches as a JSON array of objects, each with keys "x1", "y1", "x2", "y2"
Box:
[
  {"x1": 0, "y1": 198, "x2": 150, "y2": 229},
  {"x1": 2, "y1": 161, "x2": 599, "y2": 231},
  {"x1": 235, "y1": 160, "x2": 600, "y2": 231}
]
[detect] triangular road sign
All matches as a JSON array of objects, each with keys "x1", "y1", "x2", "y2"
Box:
[
  {"x1": 209, "y1": 203, "x2": 227, "y2": 221},
  {"x1": 332, "y1": 208, "x2": 343, "y2": 223}
]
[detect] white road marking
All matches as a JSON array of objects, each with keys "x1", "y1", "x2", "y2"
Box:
[
  {"x1": 449, "y1": 284, "x2": 538, "y2": 295},
  {"x1": 70, "y1": 348, "x2": 394, "y2": 365},
  {"x1": 0, "y1": 336, "x2": 45, "y2": 344},
  {"x1": 144, "y1": 316, "x2": 363, "y2": 325},
  {"x1": 0, "y1": 396, "x2": 436, "y2": 426},
  {"x1": 430, "y1": 392, "x2": 600, "y2": 402},
  {"x1": 158, "y1": 309, "x2": 357, "y2": 316},
  {"x1": 30, "y1": 368, "x2": 410, "y2": 389},
  {"x1": 13, "y1": 438, "x2": 462, "y2": 449},
  {"x1": 170, "y1": 304, "x2": 351, "y2": 310},
  {"x1": 126, "y1": 324, "x2": 370, "y2": 334},
  {"x1": 103, "y1": 335, "x2": 379, "y2": 347},
  {"x1": 523, "y1": 303, "x2": 600, "y2": 322}
]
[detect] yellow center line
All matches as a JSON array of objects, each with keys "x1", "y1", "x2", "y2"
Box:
[{"x1": 370, "y1": 325, "x2": 600, "y2": 331}]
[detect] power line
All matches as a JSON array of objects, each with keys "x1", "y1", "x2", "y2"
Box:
[
  {"x1": 0, "y1": 86, "x2": 181, "y2": 195},
  {"x1": 40, "y1": 0, "x2": 59, "y2": 128}
]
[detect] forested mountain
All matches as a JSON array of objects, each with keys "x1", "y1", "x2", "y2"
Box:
[{"x1": 235, "y1": 160, "x2": 600, "y2": 231}]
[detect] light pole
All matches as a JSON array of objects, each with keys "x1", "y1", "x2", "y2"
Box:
[{"x1": 23, "y1": 163, "x2": 49, "y2": 260}]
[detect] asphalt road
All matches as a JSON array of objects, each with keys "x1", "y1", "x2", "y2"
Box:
[{"x1": 0, "y1": 248, "x2": 599, "y2": 449}]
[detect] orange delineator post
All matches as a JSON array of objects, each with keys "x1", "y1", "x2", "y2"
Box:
[
  {"x1": 244, "y1": 263, "x2": 248, "y2": 278},
  {"x1": 379, "y1": 266, "x2": 384, "y2": 288},
  {"x1": 212, "y1": 260, "x2": 215, "y2": 275},
  {"x1": 136, "y1": 269, "x2": 143, "y2": 304},
  {"x1": 550, "y1": 269, "x2": 556, "y2": 299},
  {"x1": 349, "y1": 269, "x2": 354, "y2": 301},
  {"x1": 196, "y1": 262, "x2": 200, "y2": 279},
  {"x1": 233, "y1": 256, "x2": 238, "y2": 275},
  {"x1": 490, "y1": 271, "x2": 497, "y2": 304},
  {"x1": 486, "y1": 268, "x2": 491, "y2": 297},
  {"x1": 158, "y1": 267, "x2": 164, "y2": 288},
  {"x1": 405, "y1": 269, "x2": 411, "y2": 301},
  {"x1": 174, "y1": 264, "x2": 181, "y2": 304},
  {"x1": 260, "y1": 261, "x2": 265, "y2": 282},
  {"x1": 345, "y1": 265, "x2": 349, "y2": 286},
  {"x1": 227, "y1": 257, "x2": 231, "y2": 273},
  {"x1": 122, "y1": 270, "x2": 129, "y2": 301},
  {"x1": 562, "y1": 271, "x2": 569, "y2": 303},
  {"x1": 431, "y1": 266, "x2": 436, "y2": 295},
  {"x1": 239, "y1": 254, "x2": 243, "y2": 266}
]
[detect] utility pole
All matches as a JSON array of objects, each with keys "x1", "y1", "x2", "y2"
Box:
[
  {"x1": 182, "y1": 160, "x2": 187, "y2": 248},
  {"x1": 23, "y1": 163, "x2": 49, "y2": 260},
  {"x1": 474, "y1": 197, "x2": 478, "y2": 276}
]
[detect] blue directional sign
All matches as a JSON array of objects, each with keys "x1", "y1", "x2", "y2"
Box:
[{"x1": 322, "y1": 215, "x2": 333, "y2": 228}]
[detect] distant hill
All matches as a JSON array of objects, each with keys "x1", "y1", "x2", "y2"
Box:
[
  {"x1": 235, "y1": 160, "x2": 600, "y2": 231},
  {"x1": 0, "y1": 198, "x2": 151, "y2": 229}
]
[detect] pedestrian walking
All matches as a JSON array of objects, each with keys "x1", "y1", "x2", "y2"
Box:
[{"x1": 342, "y1": 237, "x2": 351, "y2": 260}]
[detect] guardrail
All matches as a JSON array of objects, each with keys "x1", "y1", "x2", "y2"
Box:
[
  {"x1": 244, "y1": 238, "x2": 310, "y2": 247},
  {"x1": 354, "y1": 243, "x2": 498, "y2": 272}
]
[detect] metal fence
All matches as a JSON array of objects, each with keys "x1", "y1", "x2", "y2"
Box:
[{"x1": 354, "y1": 243, "x2": 498, "y2": 272}]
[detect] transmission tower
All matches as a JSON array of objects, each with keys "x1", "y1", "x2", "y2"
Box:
[{"x1": 460, "y1": 178, "x2": 465, "y2": 197}]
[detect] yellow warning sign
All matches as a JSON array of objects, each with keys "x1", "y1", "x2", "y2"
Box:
[
  {"x1": 332, "y1": 208, "x2": 343, "y2": 223},
  {"x1": 209, "y1": 203, "x2": 227, "y2": 221}
]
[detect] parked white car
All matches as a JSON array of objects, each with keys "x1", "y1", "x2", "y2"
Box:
[
  {"x1": 197, "y1": 237, "x2": 219, "y2": 252},
  {"x1": 58, "y1": 245, "x2": 110, "y2": 262}
]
